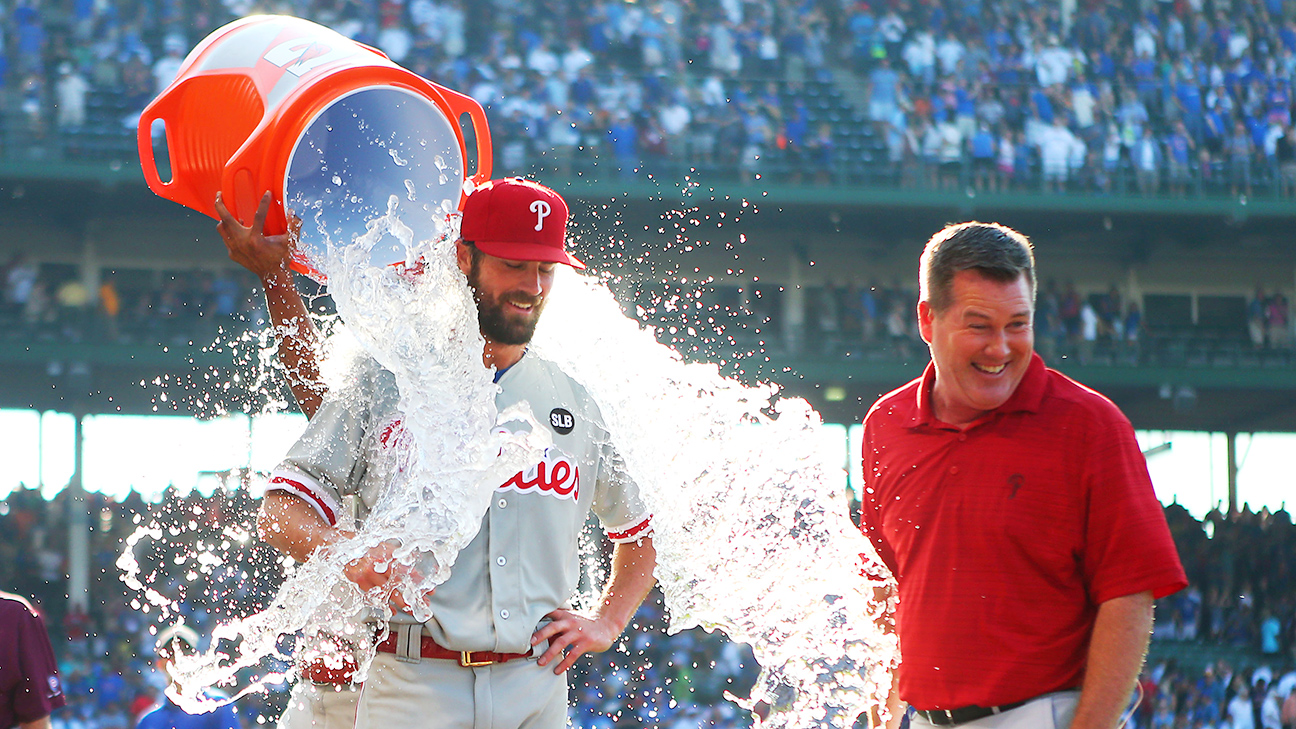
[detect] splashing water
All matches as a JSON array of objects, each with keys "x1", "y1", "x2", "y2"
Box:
[
  {"x1": 534, "y1": 269, "x2": 899, "y2": 727},
  {"x1": 125, "y1": 195, "x2": 548, "y2": 713},
  {"x1": 123, "y1": 189, "x2": 897, "y2": 726}
]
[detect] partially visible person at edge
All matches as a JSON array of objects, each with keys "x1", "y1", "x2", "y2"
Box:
[
  {"x1": 859, "y1": 222, "x2": 1187, "y2": 729},
  {"x1": 136, "y1": 624, "x2": 243, "y2": 729},
  {"x1": 213, "y1": 178, "x2": 657, "y2": 729},
  {"x1": 1, "y1": 591, "x2": 66, "y2": 729}
]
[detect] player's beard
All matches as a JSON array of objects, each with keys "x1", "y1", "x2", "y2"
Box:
[{"x1": 467, "y1": 258, "x2": 545, "y2": 346}]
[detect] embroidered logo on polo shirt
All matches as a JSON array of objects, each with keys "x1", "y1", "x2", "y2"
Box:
[
  {"x1": 1008, "y1": 473, "x2": 1025, "y2": 498},
  {"x1": 549, "y1": 407, "x2": 575, "y2": 435}
]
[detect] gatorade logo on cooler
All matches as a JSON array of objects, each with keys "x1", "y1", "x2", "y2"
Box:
[{"x1": 263, "y1": 38, "x2": 356, "y2": 77}]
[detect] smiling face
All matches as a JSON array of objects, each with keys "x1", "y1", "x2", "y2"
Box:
[
  {"x1": 459, "y1": 244, "x2": 556, "y2": 346},
  {"x1": 919, "y1": 269, "x2": 1035, "y2": 427}
]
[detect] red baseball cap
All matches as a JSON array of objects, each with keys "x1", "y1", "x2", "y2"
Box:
[{"x1": 459, "y1": 178, "x2": 584, "y2": 269}]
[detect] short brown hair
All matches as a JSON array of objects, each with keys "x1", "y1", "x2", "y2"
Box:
[{"x1": 920, "y1": 222, "x2": 1036, "y2": 312}]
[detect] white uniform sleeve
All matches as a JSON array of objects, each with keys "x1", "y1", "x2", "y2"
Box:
[
  {"x1": 591, "y1": 437, "x2": 652, "y2": 544},
  {"x1": 267, "y1": 370, "x2": 374, "y2": 527}
]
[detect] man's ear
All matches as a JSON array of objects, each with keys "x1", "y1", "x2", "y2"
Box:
[
  {"x1": 455, "y1": 241, "x2": 473, "y2": 276},
  {"x1": 917, "y1": 300, "x2": 935, "y2": 344}
]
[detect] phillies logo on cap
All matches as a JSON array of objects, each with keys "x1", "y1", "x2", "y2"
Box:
[
  {"x1": 460, "y1": 178, "x2": 584, "y2": 269},
  {"x1": 530, "y1": 200, "x2": 551, "y2": 231}
]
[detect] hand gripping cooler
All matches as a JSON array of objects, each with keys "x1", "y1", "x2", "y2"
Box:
[{"x1": 138, "y1": 15, "x2": 492, "y2": 279}]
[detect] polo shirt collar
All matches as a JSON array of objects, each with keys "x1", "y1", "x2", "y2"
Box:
[{"x1": 908, "y1": 351, "x2": 1049, "y2": 429}]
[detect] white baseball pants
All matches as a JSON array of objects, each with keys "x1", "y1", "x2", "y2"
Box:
[
  {"x1": 353, "y1": 651, "x2": 567, "y2": 729},
  {"x1": 278, "y1": 681, "x2": 361, "y2": 729}
]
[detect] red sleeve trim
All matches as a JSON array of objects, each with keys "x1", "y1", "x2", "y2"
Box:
[
  {"x1": 607, "y1": 516, "x2": 653, "y2": 543},
  {"x1": 268, "y1": 475, "x2": 338, "y2": 526}
]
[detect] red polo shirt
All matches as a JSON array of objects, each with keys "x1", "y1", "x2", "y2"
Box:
[{"x1": 859, "y1": 353, "x2": 1186, "y2": 711}]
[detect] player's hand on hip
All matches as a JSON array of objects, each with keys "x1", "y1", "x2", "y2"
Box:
[
  {"x1": 214, "y1": 191, "x2": 301, "y2": 284},
  {"x1": 531, "y1": 609, "x2": 619, "y2": 674}
]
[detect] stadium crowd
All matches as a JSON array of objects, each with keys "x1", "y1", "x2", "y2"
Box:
[
  {"x1": 6, "y1": 254, "x2": 1295, "y2": 371},
  {"x1": 1, "y1": 479, "x2": 1292, "y2": 728},
  {"x1": 0, "y1": 484, "x2": 760, "y2": 728},
  {"x1": 0, "y1": 254, "x2": 266, "y2": 346},
  {"x1": 8, "y1": 0, "x2": 1296, "y2": 194}
]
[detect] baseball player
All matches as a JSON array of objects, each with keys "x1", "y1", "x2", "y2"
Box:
[
  {"x1": 137, "y1": 624, "x2": 244, "y2": 729},
  {"x1": 217, "y1": 178, "x2": 657, "y2": 729}
]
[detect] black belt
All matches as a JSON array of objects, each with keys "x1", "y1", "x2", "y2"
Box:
[{"x1": 915, "y1": 699, "x2": 1028, "y2": 726}]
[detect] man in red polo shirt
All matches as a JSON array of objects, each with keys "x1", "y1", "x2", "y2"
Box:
[{"x1": 859, "y1": 222, "x2": 1186, "y2": 729}]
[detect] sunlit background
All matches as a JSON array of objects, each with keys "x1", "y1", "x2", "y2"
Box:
[{"x1": 3, "y1": 408, "x2": 1287, "y2": 518}]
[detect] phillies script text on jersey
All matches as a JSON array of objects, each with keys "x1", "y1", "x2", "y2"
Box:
[
  {"x1": 380, "y1": 418, "x2": 579, "y2": 500},
  {"x1": 497, "y1": 448, "x2": 580, "y2": 500}
]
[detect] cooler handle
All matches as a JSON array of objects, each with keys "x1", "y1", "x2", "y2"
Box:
[
  {"x1": 137, "y1": 89, "x2": 180, "y2": 199},
  {"x1": 221, "y1": 133, "x2": 287, "y2": 238},
  {"x1": 434, "y1": 84, "x2": 493, "y2": 200}
]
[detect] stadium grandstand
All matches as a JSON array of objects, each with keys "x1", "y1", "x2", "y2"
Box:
[{"x1": 1, "y1": 0, "x2": 1295, "y2": 727}]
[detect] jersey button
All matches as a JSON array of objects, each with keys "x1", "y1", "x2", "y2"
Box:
[
  {"x1": 500, "y1": 609, "x2": 510, "y2": 619},
  {"x1": 498, "y1": 499, "x2": 507, "y2": 509},
  {"x1": 949, "y1": 466, "x2": 959, "y2": 475},
  {"x1": 496, "y1": 556, "x2": 507, "y2": 566},
  {"x1": 957, "y1": 433, "x2": 967, "y2": 442}
]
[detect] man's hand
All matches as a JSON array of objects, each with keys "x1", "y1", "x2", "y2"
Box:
[
  {"x1": 341, "y1": 541, "x2": 429, "y2": 614},
  {"x1": 214, "y1": 191, "x2": 298, "y2": 284},
  {"x1": 531, "y1": 608, "x2": 621, "y2": 674}
]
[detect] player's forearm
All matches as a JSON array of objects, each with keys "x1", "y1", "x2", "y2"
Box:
[
  {"x1": 258, "y1": 490, "x2": 344, "y2": 562},
  {"x1": 262, "y1": 271, "x2": 326, "y2": 419},
  {"x1": 595, "y1": 537, "x2": 657, "y2": 634},
  {"x1": 1069, "y1": 590, "x2": 1154, "y2": 729}
]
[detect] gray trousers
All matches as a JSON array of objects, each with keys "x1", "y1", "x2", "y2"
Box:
[
  {"x1": 354, "y1": 651, "x2": 567, "y2": 729},
  {"x1": 278, "y1": 681, "x2": 361, "y2": 729}
]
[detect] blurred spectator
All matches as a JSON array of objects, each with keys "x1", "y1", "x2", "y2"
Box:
[
  {"x1": 1267, "y1": 292, "x2": 1291, "y2": 349},
  {"x1": 4, "y1": 254, "x2": 38, "y2": 318},
  {"x1": 1251, "y1": 287, "x2": 1269, "y2": 349},
  {"x1": 1167, "y1": 122, "x2": 1195, "y2": 197},
  {"x1": 1133, "y1": 127, "x2": 1164, "y2": 196},
  {"x1": 151, "y1": 36, "x2": 186, "y2": 95},
  {"x1": 1039, "y1": 116, "x2": 1079, "y2": 192},
  {"x1": 54, "y1": 63, "x2": 89, "y2": 130},
  {"x1": 1229, "y1": 121, "x2": 1256, "y2": 198},
  {"x1": 55, "y1": 278, "x2": 89, "y2": 340},
  {"x1": 98, "y1": 277, "x2": 120, "y2": 342}
]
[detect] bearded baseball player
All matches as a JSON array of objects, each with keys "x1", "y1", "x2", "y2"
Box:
[{"x1": 216, "y1": 178, "x2": 657, "y2": 729}]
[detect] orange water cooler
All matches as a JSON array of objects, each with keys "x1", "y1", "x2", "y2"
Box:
[{"x1": 138, "y1": 15, "x2": 492, "y2": 279}]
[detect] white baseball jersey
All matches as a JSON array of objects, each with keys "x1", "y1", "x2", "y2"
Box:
[{"x1": 267, "y1": 352, "x2": 652, "y2": 654}]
